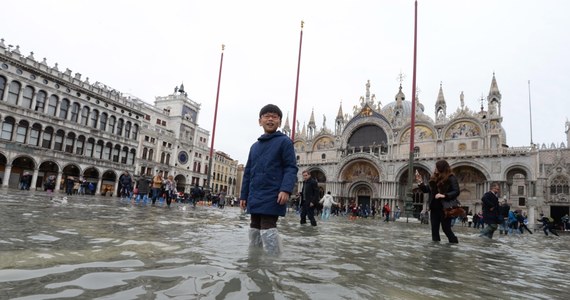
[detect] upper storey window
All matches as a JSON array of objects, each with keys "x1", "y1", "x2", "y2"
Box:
[
  {"x1": 0, "y1": 76, "x2": 6, "y2": 100},
  {"x1": 35, "y1": 91, "x2": 47, "y2": 112},
  {"x1": 7, "y1": 81, "x2": 21, "y2": 105},
  {"x1": 22, "y1": 86, "x2": 34, "y2": 109},
  {"x1": 47, "y1": 95, "x2": 58, "y2": 116}
]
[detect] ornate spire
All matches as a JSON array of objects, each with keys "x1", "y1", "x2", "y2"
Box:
[
  {"x1": 335, "y1": 101, "x2": 345, "y2": 136},
  {"x1": 488, "y1": 72, "x2": 501, "y2": 99},
  {"x1": 283, "y1": 113, "x2": 291, "y2": 137},
  {"x1": 365, "y1": 80, "x2": 371, "y2": 101},
  {"x1": 395, "y1": 84, "x2": 405, "y2": 108},
  {"x1": 435, "y1": 82, "x2": 447, "y2": 121},
  {"x1": 308, "y1": 109, "x2": 316, "y2": 139},
  {"x1": 336, "y1": 101, "x2": 344, "y2": 119},
  {"x1": 436, "y1": 82, "x2": 445, "y2": 105},
  {"x1": 308, "y1": 109, "x2": 316, "y2": 126},
  {"x1": 487, "y1": 73, "x2": 502, "y2": 116}
]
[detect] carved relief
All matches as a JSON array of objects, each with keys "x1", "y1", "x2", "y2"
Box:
[
  {"x1": 445, "y1": 121, "x2": 481, "y2": 139},
  {"x1": 341, "y1": 161, "x2": 380, "y2": 182},
  {"x1": 400, "y1": 125, "x2": 435, "y2": 143},
  {"x1": 294, "y1": 141, "x2": 305, "y2": 152},
  {"x1": 554, "y1": 194, "x2": 569, "y2": 202},
  {"x1": 313, "y1": 136, "x2": 335, "y2": 151}
]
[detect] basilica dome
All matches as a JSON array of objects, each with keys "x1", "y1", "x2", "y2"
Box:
[{"x1": 381, "y1": 99, "x2": 425, "y2": 119}]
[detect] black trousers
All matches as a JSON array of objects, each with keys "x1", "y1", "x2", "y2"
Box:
[
  {"x1": 430, "y1": 209, "x2": 458, "y2": 243},
  {"x1": 250, "y1": 214, "x2": 278, "y2": 230},
  {"x1": 300, "y1": 204, "x2": 317, "y2": 226}
]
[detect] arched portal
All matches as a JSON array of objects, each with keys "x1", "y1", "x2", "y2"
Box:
[
  {"x1": 0, "y1": 153, "x2": 6, "y2": 186},
  {"x1": 451, "y1": 165, "x2": 487, "y2": 214},
  {"x1": 308, "y1": 169, "x2": 327, "y2": 199},
  {"x1": 61, "y1": 164, "x2": 81, "y2": 192},
  {"x1": 342, "y1": 181, "x2": 375, "y2": 217},
  {"x1": 62, "y1": 164, "x2": 80, "y2": 178},
  {"x1": 505, "y1": 167, "x2": 530, "y2": 207},
  {"x1": 0, "y1": 152, "x2": 7, "y2": 169},
  {"x1": 175, "y1": 174, "x2": 186, "y2": 192},
  {"x1": 83, "y1": 167, "x2": 100, "y2": 195},
  {"x1": 398, "y1": 167, "x2": 429, "y2": 218},
  {"x1": 38, "y1": 161, "x2": 59, "y2": 189},
  {"x1": 347, "y1": 125, "x2": 388, "y2": 154},
  {"x1": 101, "y1": 170, "x2": 117, "y2": 196},
  {"x1": 10, "y1": 156, "x2": 36, "y2": 188}
]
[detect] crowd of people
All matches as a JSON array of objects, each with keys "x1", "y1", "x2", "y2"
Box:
[
  {"x1": 120, "y1": 171, "x2": 232, "y2": 209},
  {"x1": 28, "y1": 104, "x2": 567, "y2": 259},
  {"x1": 41, "y1": 175, "x2": 96, "y2": 196},
  {"x1": 289, "y1": 195, "x2": 402, "y2": 222}
]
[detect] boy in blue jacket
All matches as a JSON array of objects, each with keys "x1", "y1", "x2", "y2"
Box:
[{"x1": 240, "y1": 104, "x2": 298, "y2": 255}]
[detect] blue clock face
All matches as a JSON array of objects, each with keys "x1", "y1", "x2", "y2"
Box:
[{"x1": 178, "y1": 151, "x2": 188, "y2": 164}]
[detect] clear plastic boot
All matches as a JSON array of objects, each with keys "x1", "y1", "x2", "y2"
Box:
[
  {"x1": 248, "y1": 228, "x2": 263, "y2": 248},
  {"x1": 260, "y1": 228, "x2": 282, "y2": 256}
]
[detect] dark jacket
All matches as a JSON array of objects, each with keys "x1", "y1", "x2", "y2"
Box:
[
  {"x1": 137, "y1": 177, "x2": 150, "y2": 195},
  {"x1": 498, "y1": 203, "x2": 510, "y2": 218},
  {"x1": 120, "y1": 174, "x2": 133, "y2": 188},
  {"x1": 481, "y1": 190, "x2": 500, "y2": 224},
  {"x1": 302, "y1": 177, "x2": 320, "y2": 208},
  {"x1": 240, "y1": 131, "x2": 298, "y2": 216},
  {"x1": 418, "y1": 174, "x2": 460, "y2": 210}
]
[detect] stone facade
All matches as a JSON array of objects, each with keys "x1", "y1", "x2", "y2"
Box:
[
  {"x1": 0, "y1": 39, "x2": 237, "y2": 196},
  {"x1": 291, "y1": 78, "x2": 570, "y2": 225}
]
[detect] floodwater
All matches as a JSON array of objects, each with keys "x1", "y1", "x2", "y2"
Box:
[{"x1": 0, "y1": 190, "x2": 568, "y2": 300}]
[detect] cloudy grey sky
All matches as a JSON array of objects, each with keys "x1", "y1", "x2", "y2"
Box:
[{"x1": 2, "y1": 0, "x2": 569, "y2": 163}]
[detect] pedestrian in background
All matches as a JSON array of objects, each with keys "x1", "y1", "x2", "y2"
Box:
[
  {"x1": 151, "y1": 173, "x2": 163, "y2": 205},
  {"x1": 480, "y1": 182, "x2": 500, "y2": 239},
  {"x1": 394, "y1": 205, "x2": 401, "y2": 220},
  {"x1": 516, "y1": 210, "x2": 533, "y2": 234},
  {"x1": 498, "y1": 198, "x2": 510, "y2": 235},
  {"x1": 65, "y1": 176, "x2": 74, "y2": 196},
  {"x1": 319, "y1": 191, "x2": 337, "y2": 221},
  {"x1": 240, "y1": 104, "x2": 298, "y2": 255},
  {"x1": 135, "y1": 174, "x2": 150, "y2": 205},
  {"x1": 537, "y1": 214, "x2": 559, "y2": 236},
  {"x1": 467, "y1": 212, "x2": 473, "y2": 227},
  {"x1": 119, "y1": 171, "x2": 133, "y2": 200},
  {"x1": 300, "y1": 170, "x2": 320, "y2": 226},
  {"x1": 163, "y1": 175, "x2": 177, "y2": 208},
  {"x1": 416, "y1": 159, "x2": 460, "y2": 243}
]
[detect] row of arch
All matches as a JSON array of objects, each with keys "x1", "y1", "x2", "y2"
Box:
[
  {"x1": 0, "y1": 153, "x2": 189, "y2": 193},
  {"x1": 302, "y1": 158, "x2": 537, "y2": 218},
  {"x1": 1, "y1": 114, "x2": 136, "y2": 165},
  {"x1": 0, "y1": 76, "x2": 139, "y2": 140},
  {"x1": 295, "y1": 117, "x2": 492, "y2": 154}
]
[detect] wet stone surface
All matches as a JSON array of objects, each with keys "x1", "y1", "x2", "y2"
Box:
[{"x1": 0, "y1": 189, "x2": 569, "y2": 299}]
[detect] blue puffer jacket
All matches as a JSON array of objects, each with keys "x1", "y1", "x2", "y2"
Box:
[{"x1": 240, "y1": 131, "x2": 298, "y2": 216}]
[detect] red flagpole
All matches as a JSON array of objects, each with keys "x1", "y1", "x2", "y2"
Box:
[
  {"x1": 206, "y1": 44, "x2": 225, "y2": 190},
  {"x1": 410, "y1": 1, "x2": 418, "y2": 153},
  {"x1": 405, "y1": 0, "x2": 418, "y2": 220},
  {"x1": 291, "y1": 21, "x2": 304, "y2": 141}
]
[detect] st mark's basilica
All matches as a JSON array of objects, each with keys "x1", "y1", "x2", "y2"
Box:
[{"x1": 289, "y1": 77, "x2": 570, "y2": 225}]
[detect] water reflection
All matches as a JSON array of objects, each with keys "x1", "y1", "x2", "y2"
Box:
[{"x1": 0, "y1": 190, "x2": 568, "y2": 299}]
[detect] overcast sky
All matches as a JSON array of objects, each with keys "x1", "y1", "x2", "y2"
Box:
[{"x1": 2, "y1": 0, "x2": 569, "y2": 164}]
